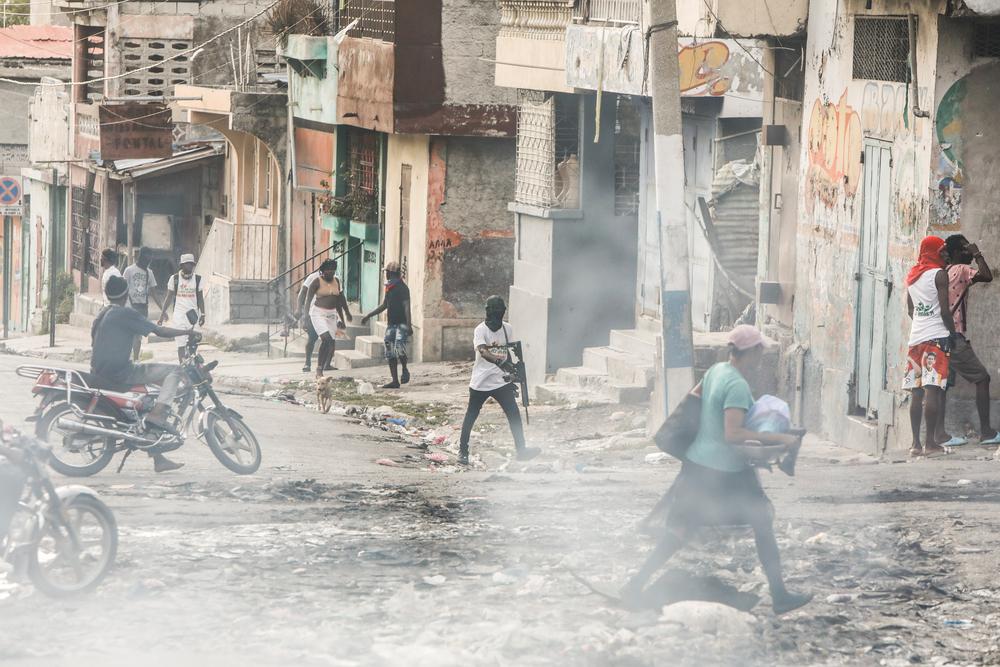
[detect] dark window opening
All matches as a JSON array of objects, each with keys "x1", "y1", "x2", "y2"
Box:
[
  {"x1": 853, "y1": 16, "x2": 911, "y2": 82},
  {"x1": 974, "y1": 21, "x2": 1000, "y2": 59}
]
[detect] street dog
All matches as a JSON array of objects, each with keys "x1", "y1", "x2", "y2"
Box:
[{"x1": 316, "y1": 376, "x2": 334, "y2": 414}]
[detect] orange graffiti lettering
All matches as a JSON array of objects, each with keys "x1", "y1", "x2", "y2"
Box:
[
  {"x1": 806, "y1": 92, "x2": 862, "y2": 209},
  {"x1": 678, "y1": 41, "x2": 731, "y2": 96}
]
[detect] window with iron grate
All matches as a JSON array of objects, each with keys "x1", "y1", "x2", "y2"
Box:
[
  {"x1": 614, "y1": 96, "x2": 641, "y2": 216},
  {"x1": 852, "y1": 16, "x2": 910, "y2": 82},
  {"x1": 974, "y1": 22, "x2": 1000, "y2": 59},
  {"x1": 515, "y1": 91, "x2": 580, "y2": 209}
]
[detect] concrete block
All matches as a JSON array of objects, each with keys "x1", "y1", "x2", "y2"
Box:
[
  {"x1": 555, "y1": 366, "x2": 608, "y2": 390},
  {"x1": 234, "y1": 305, "x2": 266, "y2": 320},
  {"x1": 354, "y1": 335, "x2": 386, "y2": 359},
  {"x1": 609, "y1": 329, "x2": 656, "y2": 360}
]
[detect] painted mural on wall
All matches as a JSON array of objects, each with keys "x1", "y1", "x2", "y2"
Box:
[
  {"x1": 805, "y1": 92, "x2": 862, "y2": 212},
  {"x1": 932, "y1": 78, "x2": 966, "y2": 229}
]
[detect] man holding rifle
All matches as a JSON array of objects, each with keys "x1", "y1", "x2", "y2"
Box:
[{"x1": 457, "y1": 296, "x2": 540, "y2": 466}]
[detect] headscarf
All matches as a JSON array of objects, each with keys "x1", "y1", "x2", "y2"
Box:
[{"x1": 906, "y1": 236, "x2": 946, "y2": 286}]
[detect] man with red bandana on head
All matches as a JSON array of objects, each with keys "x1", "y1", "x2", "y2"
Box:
[{"x1": 903, "y1": 236, "x2": 955, "y2": 457}]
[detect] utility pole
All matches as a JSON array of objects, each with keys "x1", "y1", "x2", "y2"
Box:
[
  {"x1": 48, "y1": 168, "x2": 59, "y2": 347},
  {"x1": 648, "y1": 0, "x2": 695, "y2": 427}
]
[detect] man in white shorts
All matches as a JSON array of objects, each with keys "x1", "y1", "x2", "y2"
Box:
[{"x1": 158, "y1": 253, "x2": 205, "y2": 363}]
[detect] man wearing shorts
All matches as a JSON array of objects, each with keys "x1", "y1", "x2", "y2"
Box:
[
  {"x1": 903, "y1": 236, "x2": 955, "y2": 457},
  {"x1": 936, "y1": 235, "x2": 1000, "y2": 445},
  {"x1": 361, "y1": 262, "x2": 411, "y2": 389}
]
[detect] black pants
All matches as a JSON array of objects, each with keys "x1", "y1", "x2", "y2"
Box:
[{"x1": 459, "y1": 384, "x2": 525, "y2": 455}]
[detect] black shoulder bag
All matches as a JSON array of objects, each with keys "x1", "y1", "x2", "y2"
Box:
[{"x1": 653, "y1": 385, "x2": 702, "y2": 460}]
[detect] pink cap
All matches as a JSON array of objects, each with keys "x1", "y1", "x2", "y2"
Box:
[{"x1": 728, "y1": 324, "x2": 766, "y2": 351}]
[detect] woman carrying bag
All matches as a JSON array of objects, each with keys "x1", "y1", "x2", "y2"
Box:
[{"x1": 622, "y1": 325, "x2": 812, "y2": 615}]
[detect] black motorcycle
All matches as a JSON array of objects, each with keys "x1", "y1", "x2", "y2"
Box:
[
  {"x1": 20, "y1": 310, "x2": 262, "y2": 477},
  {"x1": 1, "y1": 425, "x2": 117, "y2": 596}
]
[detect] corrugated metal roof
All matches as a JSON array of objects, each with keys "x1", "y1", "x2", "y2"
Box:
[
  {"x1": 110, "y1": 145, "x2": 223, "y2": 179},
  {"x1": 0, "y1": 25, "x2": 72, "y2": 61}
]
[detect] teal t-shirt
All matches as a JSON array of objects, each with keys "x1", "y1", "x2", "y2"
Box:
[{"x1": 685, "y1": 362, "x2": 755, "y2": 472}]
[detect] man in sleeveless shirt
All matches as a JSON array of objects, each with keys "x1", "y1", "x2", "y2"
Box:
[{"x1": 903, "y1": 236, "x2": 955, "y2": 457}]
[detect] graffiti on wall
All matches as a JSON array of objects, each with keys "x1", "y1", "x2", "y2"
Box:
[
  {"x1": 805, "y1": 92, "x2": 862, "y2": 211},
  {"x1": 861, "y1": 83, "x2": 907, "y2": 140},
  {"x1": 932, "y1": 79, "x2": 966, "y2": 228},
  {"x1": 678, "y1": 42, "x2": 732, "y2": 97}
]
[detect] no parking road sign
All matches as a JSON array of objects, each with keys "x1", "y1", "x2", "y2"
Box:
[{"x1": 0, "y1": 176, "x2": 22, "y2": 216}]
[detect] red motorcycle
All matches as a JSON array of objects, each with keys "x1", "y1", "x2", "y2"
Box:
[{"x1": 18, "y1": 334, "x2": 261, "y2": 477}]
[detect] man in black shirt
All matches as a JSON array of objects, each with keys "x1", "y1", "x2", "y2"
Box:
[
  {"x1": 92, "y1": 276, "x2": 199, "y2": 472},
  {"x1": 361, "y1": 262, "x2": 412, "y2": 389}
]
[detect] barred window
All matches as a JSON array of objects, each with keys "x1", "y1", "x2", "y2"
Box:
[
  {"x1": 515, "y1": 92, "x2": 580, "y2": 209},
  {"x1": 614, "y1": 96, "x2": 641, "y2": 216},
  {"x1": 974, "y1": 22, "x2": 1000, "y2": 59},
  {"x1": 852, "y1": 16, "x2": 911, "y2": 83}
]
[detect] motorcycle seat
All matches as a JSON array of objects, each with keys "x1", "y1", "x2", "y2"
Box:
[{"x1": 77, "y1": 372, "x2": 143, "y2": 394}]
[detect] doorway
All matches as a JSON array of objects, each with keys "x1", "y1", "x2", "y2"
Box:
[{"x1": 854, "y1": 140, "x2": 893, "y2": 417}]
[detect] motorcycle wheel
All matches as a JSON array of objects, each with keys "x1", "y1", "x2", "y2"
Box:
[
  {"x1": 28, "y1": 494, "x2": 118, "y2": 597},
  {"x1": 36, "y1": 403, "x2": 117, "y2": 477},
  {"x1": 205, "y1": 411, "x2": 261, "y2": 475}
]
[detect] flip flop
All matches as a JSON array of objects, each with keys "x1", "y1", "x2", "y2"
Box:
[
  {"x1": 942, "y1": 436, "x2": 969, "y2": 447},
  {"x1": 980, "y1": 432, "x2": 1000, "y2": 446}
]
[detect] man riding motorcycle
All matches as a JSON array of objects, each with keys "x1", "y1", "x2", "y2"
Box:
[{"x1": 92, "y1": 275, "x2": 200, "y2": 473}]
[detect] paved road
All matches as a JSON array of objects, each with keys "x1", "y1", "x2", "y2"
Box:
[{"x1": 1, "y1": 354, "x2": 999, "y2": 666}]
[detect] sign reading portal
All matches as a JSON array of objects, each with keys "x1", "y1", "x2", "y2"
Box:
[{"x1": 98, "y1": 103, "x2": 173, "y2": 160}]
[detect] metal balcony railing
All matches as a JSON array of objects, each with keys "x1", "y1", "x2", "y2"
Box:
[{"x1": 578, "y1": 0, "x2": 641, "y2": 24}]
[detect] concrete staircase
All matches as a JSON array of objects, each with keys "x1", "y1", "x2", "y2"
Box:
[
  {"x1": 535, "y1": 327, "x2": 750, "y2": 406},
  {"x1": 536, "y1": 327, "x2": 658, "y2": 405},
  {"x1": 333, "y1": 320, "x2": 389, "y2": 370},
  {"x1": 69, "y1": 294, "x2": 104, "y2": 331}
]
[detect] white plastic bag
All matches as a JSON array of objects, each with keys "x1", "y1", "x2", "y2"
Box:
[{"x1": 745, "y1": 394, "x2": 791, "y2": 434}]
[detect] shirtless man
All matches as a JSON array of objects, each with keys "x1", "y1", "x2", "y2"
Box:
[{"x1": 300, "y1": 259, "x2": 351, "y2": 377}]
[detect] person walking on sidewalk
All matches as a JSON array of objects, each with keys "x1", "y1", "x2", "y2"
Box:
[
  {"x1": 100, "y1": 249, "x2": 121, "y2": 305},
  {"x1": 301, "y1": 259, "x2": 351, "y2": 378},
  {"x1": 620, "y1": 325, "x2": 810, "y2": 615},
  {"x1": 456, "y1": 296, "x2": 540, "y2": 467},
  {"x1": 904, "y1": 235, "x2": 955, "y2": 457},
  {"x1": 933, "y1": 235, "x2": 1000, "y2": 447},
  {"x1": 361, "y1": 262, "x2": 411, "y2": 389},
  {"x1": 158, "y1": 254, "x2": 205, "y2": 364},
  {"x1": 123, "y1": 247, "x2": 163, "y2": 361}
]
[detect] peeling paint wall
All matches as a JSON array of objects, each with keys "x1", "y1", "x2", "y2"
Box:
[
  {"x1": 930, "y1": 17, "x2": 1000, "y2": 419},
  {"x1": 796, "y1": 0, "x2": 944, "y2": 453}
]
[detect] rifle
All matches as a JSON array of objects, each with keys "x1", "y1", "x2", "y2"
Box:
[{"x1": 499, "y1": 340, "x2": 530, "y2": 424}]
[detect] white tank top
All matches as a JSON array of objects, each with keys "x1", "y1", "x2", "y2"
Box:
[{"x1": 907, "y1": 269, "x2": 950, "y2": 346}]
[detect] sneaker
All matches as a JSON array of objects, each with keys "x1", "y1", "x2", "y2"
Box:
[
  {"x1": 153, "y1": 454, "x2": 184, "y2": 473},
  {"x1": 457, "y1": 452, "x2": 469, "y2": 466},
  {"x1": 400, "y1": 368, "x2": 410, "y2": 384},
  {"x1": 516, "y1": 447, "x2": 541, "y2": 461},
  {"x1": 980, "y1": 431, "x2": 1000, "y2": 446},
  {"x1": 144, "y1": 407, "x2": 178, "y2": 436},
  {"x1": 772, "y1": 590, "x2": 813, "y2": 615},
  {"x1": 302, "y1": 365, "x2": 311, "y2": 373},
  {"x1": 382, "y1": 381, "x2": 401, "y2": 389}
]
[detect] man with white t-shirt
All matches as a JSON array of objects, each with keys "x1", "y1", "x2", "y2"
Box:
[
  {"x1": 100, "y1": 249, "x2": 122, "y2": 304},
  {"x1": 158, "y1": 253, "x2": 205, "y2": 363},
  {"x1": 457, "y1": 295, "x2": 541, "y2": 466}
]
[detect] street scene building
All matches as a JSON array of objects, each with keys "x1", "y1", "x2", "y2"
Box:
[{"x1": 1, "y1": 0, "x2": 1000, "y2": 664}]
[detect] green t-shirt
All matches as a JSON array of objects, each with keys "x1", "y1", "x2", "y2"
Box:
[{"x1": 685, "y1": 362, "x2": 755, "y2": 472}]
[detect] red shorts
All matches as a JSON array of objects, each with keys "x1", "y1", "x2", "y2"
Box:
[{"x1": 902, "y1": 341, "x2": 950, "y2": 390}]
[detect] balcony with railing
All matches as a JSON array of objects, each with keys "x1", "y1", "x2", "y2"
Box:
[
  {"x1": 575, "y1": 0, "x2": 641, "y2": 25},
  {"x1": 495, "y1": 0, "x2": 574, "y2": 93}
]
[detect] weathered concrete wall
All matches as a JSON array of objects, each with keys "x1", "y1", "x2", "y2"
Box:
[
  {"x1": 796, "y1": 0, "x2": 944, "y2": 454},
  {"x1": 384, "y1": 134, "x2": 431, "y2": 358},
  {"x1": 284, "y1": 35, "x2": 340, "y2": 127},
  {"x1": 565, "y1": 31, "x2": 766, "y2": 117},
  {"x1": 419, "y1": 136, "x2": 517, "y2": 361},
  {"x1": 929, "y1": 17, "x2": 1000, "y2": 428},
  {"x1": 29, "y1": 81, "x2": 70, "y2": 168},
  {"x1": 441, "y1": 0, "x2": 514, "y2": 108},
  {"x1": 715, "y1": 0, "x2": 808, "y2": 37}
]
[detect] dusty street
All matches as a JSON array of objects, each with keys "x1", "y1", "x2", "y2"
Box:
[{"x1": 1, "y1": 355, "x2": 1000, "y2": 666}]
